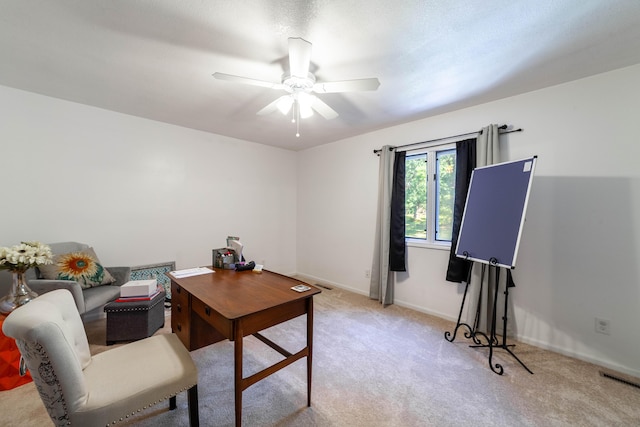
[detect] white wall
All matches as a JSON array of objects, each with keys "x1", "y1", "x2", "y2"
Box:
[
  {"x1": 0, "y1": 86, "x2": 298, "y2": 276},
  {"x1": 2, "y1": 63, "x2": 639, "y2": 377},
  {"x1": 297, "y1": 64, "x2": 640, "y2": 377}
]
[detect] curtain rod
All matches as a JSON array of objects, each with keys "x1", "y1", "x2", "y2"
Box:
[{"x1": 372, "y1": 125, "x2": 522, "y2": 154}]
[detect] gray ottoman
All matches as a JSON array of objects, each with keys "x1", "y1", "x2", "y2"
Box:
[{"x1": 104, "y1": 290, "x2": 166, "y2": 345}]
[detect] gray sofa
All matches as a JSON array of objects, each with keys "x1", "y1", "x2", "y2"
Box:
[{"x1": 23, "y1": 242, "x2": 131, "y2": 320}]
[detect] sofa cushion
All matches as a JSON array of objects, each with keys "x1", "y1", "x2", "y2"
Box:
[
  {"x1": 83, "y1": 285, "x2": 121, "y2": 313},
  {"x1": 38, "y1": 247, "x2": 115, "y2": 289}
]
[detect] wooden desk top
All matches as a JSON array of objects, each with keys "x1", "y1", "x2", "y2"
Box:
[{"x1": 168, "y1": 268, "x2": 321, "y2": 320}]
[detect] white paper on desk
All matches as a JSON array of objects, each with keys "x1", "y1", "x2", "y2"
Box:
[{"x1": 171, "y1": 267, "x2": 214, "y2": 278}]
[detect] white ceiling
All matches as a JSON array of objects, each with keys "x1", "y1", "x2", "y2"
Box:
[{"x1": 1, "y1": 1, "x2": 640, "y2": 151}]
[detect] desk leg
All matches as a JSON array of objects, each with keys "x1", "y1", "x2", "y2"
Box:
[
  {"x1": 234, "y1": 323, "x2": 243, "y2": 427},
  {"x1": 307, "y1": 297, "x2": 313, "y2": 407}
]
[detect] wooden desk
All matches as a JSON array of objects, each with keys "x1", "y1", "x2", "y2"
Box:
[{"x1": 168, "y1": 268, "x2": 320, "y2": 426}]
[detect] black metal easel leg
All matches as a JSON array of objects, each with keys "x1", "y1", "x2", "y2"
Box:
[
  {"x1": 452, "y1": 261, "x2": 533, "y2": 375},
  {"x1": 472, "y1": 264, "x2": 533, "y2": 375},
  {"x1": 499, "y1": 273, "x2": 534, "y2": 374},
  {"x1": 487, "y1": 263, "x2": 504, "y2": 375},
  {"x1": 444, "y1": 262, "x2": 475, "y2": 342}
]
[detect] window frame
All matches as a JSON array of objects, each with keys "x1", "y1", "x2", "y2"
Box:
[{"x1": 404, "y1": 143, "x2": 456, "y2": 250}]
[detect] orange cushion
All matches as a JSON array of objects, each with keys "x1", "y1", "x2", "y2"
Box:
[{"x1": 0, "y1": 316, "x2": 33, "y2": 390}]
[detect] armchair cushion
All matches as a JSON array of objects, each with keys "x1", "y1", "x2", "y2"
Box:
[{"x1": 37, "y1": 247, "x2": 115, "y2": 288}]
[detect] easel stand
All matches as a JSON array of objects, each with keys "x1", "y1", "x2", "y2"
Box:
[{"x1": 445, "y1": 259, "x2": 533, "y2": 375}]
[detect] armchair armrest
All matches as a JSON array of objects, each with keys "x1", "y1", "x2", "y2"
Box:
[
  {"x1": 107, "y1": 266, "x2": 131, "y2": 287},
  {"x1": 26, "y1": 279, "x2": 86, "y2": 314}
]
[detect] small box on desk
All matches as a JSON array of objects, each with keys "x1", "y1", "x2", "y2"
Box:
[
  {"x1": 120, "y1": 279, "x2": 158, "y2": 297},
  {"x1": 212, "y1": 248, "x2": 236, "y2": 269}
]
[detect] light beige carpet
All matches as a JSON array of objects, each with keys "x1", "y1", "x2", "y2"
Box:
[{"x1": 1, "y1": 285, "x2": 639, "y2": 426}]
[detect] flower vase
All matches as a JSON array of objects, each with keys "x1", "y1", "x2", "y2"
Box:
[{"x1": 0, "y1": 271, "x2": 38, "y2": 314}]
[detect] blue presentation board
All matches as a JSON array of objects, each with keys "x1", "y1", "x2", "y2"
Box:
[{"x1": 455, "y1": 156, "x2": 537, "y2": 268}]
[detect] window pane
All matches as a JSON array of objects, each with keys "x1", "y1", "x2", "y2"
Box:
[
  {"x1": 405, "y1": 154, "x2": 427, "y2": 239},
  {"x1": 436, "y1": 149, "x2": 455, "y2": 241}
]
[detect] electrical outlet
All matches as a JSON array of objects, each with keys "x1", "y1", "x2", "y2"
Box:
[
  {"x1": 595, "y1": 317, "x2": 611, "y2": 335},
  {"x1": 365, "y1": 269, "x2": 371, "y2": 278}
]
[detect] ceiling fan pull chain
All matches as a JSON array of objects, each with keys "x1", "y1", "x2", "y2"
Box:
[
  {"x1": 291, "y1": 99, "x2": 296, "y2": 124},
  {"x1": 296, "y1": 101, "x2": 301, "y2": 137}
]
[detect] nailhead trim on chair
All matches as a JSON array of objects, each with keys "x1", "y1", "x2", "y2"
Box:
[{"x1": 107, "y1": 382, "x2": 197, "y2": 426}]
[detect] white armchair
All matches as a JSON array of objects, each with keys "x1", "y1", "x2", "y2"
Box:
[{"x1": 2, "y1": 289, "x2": 199, "y2": 426}]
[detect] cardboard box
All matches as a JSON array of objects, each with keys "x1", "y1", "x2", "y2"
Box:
[{"x1": 120, "y1": 279, "x2": 158, "y2": 297}]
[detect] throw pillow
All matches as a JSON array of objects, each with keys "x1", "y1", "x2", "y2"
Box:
[{"x1": 37, "y1": 247, "x2": 115, "y2": 289}]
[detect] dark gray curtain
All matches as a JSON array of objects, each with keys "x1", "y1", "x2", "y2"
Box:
[
  {"x1": 389, "y1": 150, "x2": 406, "y2": 272},
  {"x1": 445, "y1": 138, "x2": 476, "y2": 282}
]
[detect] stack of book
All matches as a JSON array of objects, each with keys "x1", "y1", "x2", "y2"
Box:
[{"x1": 116, "y1": 279, "x2": 162, "y2": 303}]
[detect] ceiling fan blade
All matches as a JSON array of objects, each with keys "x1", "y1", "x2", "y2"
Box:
[
  {"x1": 310, "y1": 96, "x2": 339, "y2": 120},
  {"x1": 288, "y1": 37, "x2": 312, "y2": 78},
  {"x1": 257, "y1": 97, "x2": 282, "y2": 116},
  {"x1": 257, "y1": 95, "x2": 291, "y2": 116},
  {"x1": 313, "y1": 78, "x2": 381, "y2": 93},
  {"x1": 213, "y1": 72, "x2": 283, "y2": 90}
]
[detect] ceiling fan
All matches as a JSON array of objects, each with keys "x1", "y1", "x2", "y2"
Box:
[{"x1": 213, "y1": 37, "x2": 380, "y2": 136}]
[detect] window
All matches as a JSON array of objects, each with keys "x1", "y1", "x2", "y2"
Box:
[{"x1": 405, "y1": 145, "x2": 456, "y2": 245}]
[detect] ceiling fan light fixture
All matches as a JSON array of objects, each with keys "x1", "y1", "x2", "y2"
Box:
[
  {"x1": 297, "y1": 93, "x2": 314, "y2": 118},
  {"x1": 276, "y1": 96, "x2": 294, "y2": 115},
  {"x1": 299, "y1": 103, "x2": 314, "y2": 119}
]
